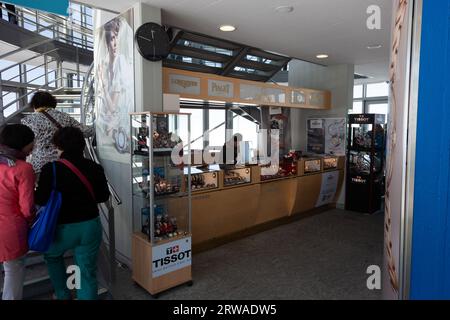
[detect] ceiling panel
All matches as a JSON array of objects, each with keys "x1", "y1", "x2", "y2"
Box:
[{"x1": 78, "y1": 0, "x2": 392, "y2": 80}]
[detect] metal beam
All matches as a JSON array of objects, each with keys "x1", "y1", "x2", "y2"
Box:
[
  {"x1": 171, "y1": 46, "x2": 230, "y2": 63},
  {"x1": 221, "y1": 47, "x2": 250, "y2": 76}
]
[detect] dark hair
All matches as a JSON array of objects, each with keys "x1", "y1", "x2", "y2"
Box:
[
  {"x1": 29, "y1": 91, "x2": 57, "y2": 109},
  {"x1": 0, "y1": 124, "x2": 35, "y2": 151},
  {"x1": 104, "y1": 19, "x2": 120, "y2": 46},
  {"x1": 53, "y1": 127, "x2": 86, "y2": 155}
]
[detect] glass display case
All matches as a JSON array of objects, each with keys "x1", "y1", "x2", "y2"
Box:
[
  {"x1": 223, "y1": 166, "x2": 252, "y2": 187},
  {"x1": 260, "y1": 153, "x2": 298, "y2": 181},
  {"x1": 131, "y1": 112, "x2": 191, "y2": 243},
  {"x1": 323, "y1": 156, "x2": 339, "y2": 171},
  {"x1": 304, "y1": 158, "x2": 322, "y2": 174},
  {"x1": 346, "y1": 114, "x2": 386, "y2": 213},
  {"x1": 185, "y1": 165, "x2": 220, "y2": 192}
]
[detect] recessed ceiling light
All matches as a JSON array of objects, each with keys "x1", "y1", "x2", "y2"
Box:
[
  {"x1": 219, "y1": 25, "x2": 236, "y2": 32},
  {"x1": 275, "y1": 5, "x2": 294, "y2": 13},
  {"x1": 367, "y1": 44, "x2": 383, "y2": 49},
  {"x1": 316, "y1": 54, "x2": 329, "y2": 59}
]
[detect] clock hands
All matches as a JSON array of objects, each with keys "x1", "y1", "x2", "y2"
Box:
[{"x1": 138, "y1": 35, "x2": 153, "y2": 43}]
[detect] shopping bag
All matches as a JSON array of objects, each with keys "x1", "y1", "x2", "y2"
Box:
[{"x1": 28, "y1": 162, "x2": 62, "y2": 252}]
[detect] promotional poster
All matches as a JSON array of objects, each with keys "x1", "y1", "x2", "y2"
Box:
[{"x1": 94, "y1": 9, "x2": 134, "y2": 163}]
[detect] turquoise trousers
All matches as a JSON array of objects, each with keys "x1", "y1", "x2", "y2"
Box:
[{"x1": 44, "y1": 217, "x2": 102, "y2": 300}]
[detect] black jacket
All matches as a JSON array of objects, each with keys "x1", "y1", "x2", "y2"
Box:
[{"x1": 35, "y1": 153, "x2": 110, "y2": 225}]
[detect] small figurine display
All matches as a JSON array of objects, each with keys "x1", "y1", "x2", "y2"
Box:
[
  {"x1": 153, "y1": 130, "x2": 181, "y2": 149},
  {"x1": 134, "y1": 127, "x2": 149, "y2": 155},
  {"x1": 154, "y1": 172, "x2": 180, "y2": 195}
]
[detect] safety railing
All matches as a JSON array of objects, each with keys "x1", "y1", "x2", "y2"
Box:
[{"x1": 0, "y1": 3, "x2": 93, "y2": 50}]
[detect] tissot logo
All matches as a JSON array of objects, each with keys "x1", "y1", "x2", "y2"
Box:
[
  {"x1": 153, "y1": 248, "x2": 192, "y2": 269},
  {"x1": 166, "y1": 245, "x2": 180, "y2": 255}
]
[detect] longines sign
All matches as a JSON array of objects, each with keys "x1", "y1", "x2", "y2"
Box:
[{"x1": 169, "y1": 74, "x2": 201, "y2": 95}]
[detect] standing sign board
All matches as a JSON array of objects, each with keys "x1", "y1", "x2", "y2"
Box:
[
  {"x1": 316, "y1": 171, "x2": 340, "y2": 207},
  {"x1": 4, "y1": 0, "x2": 69, "y2": 16}
]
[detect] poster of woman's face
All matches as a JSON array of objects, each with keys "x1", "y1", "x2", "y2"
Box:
[{"x1": 94, "y1": 9, "x2": 134, "y2": 163}]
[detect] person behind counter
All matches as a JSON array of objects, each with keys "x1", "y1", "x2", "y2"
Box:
[
  {"x1": 35, "y1": 127, "x2": 110, "y2": 300},
  {"x1": 220, "y1": 133, "x2": 243, "y2": 168}
]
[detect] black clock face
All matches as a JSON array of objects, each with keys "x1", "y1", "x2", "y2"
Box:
[{"x1": 135, "y1": 23, "x2": 170, "y2": 61}]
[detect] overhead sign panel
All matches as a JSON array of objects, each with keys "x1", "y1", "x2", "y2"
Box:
[{"x1": 4, "y1": 0, "x2": 69, "y2": 16}]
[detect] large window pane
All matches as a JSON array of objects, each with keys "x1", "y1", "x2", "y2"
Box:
[
  {"x1": 2, "y1": 91, "x2": 18, "y2": 117},
  {"x1": 0, "y1": 60, "x2": 20, "y2": 82},
  {"x1": 353, "y1": 85, "x2": 363, "y2": 99},
  {"x1": 366, "y1": 82, "x2": 389, "y2": 98},
  {"x1": 349, "y1": 101, "x2": 363, "y2": 114},
  {"x1": 208, "y1": 109, "x2": 225, "y2": 147},
  {"x1": 180, "y1": 108, "x2": 203, "y2": 150},
  {"x1": 367, "y1": 103, "x2": 388, "y2": 117},
  {"x1": 233, "y1": 114, "x2": 258, "y2": 162}
]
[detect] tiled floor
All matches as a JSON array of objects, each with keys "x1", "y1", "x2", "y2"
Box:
[
  {"x1": 112, "y1": 209, "x2": 384, "y2": 300},
  {"x1": 2, "y1": 209, "x2": 383, "y2": 300}
]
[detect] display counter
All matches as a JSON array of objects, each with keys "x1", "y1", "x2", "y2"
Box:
[{"x1": 188, "y1": 155, "x2": 345, "y2": 246}]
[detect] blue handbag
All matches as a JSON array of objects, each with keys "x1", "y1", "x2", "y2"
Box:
[{"x1": 28, "y1": 162, "x2": 62, "y2": 252}]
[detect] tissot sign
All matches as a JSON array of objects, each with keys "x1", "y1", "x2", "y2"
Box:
[
  {"x1": 152, "y1": 237, "x2": 192, "y2": 278},
  {"x1": 4, "y1": 0, "x2": 69, "y2": 16}
]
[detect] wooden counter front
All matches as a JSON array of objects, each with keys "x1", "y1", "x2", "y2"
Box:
[
  {"x1": 192, "y1": 184, "x2": 260, "y2": 245},
  {"x1": 190, "y1": 168, "x2": 344, "y2": 246},
  {"x1": 255, "y1": 177, "x2": 297, "y2": 224}
]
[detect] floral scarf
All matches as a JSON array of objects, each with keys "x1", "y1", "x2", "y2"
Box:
[{"x1": 0, "y1": 144, "x2": 26, "y2": 167}]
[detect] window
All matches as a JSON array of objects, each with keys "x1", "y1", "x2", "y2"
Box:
[
  {"x1": 366, "y1": 82, "x2": 389, "y2": 98},
  {"x1": 179, "y1": 108, "x2": 204, "y2": 150},
  {"x1": 367, "y1": 103, "x2": 388, "y2": 115},
  {"x1": 233, "y1": 114, "x2": 258, "y2": 160},
  {"x1": 2, "y1": 91, "x2": 18, "y2": 117},
  {"x1": 208, "y1": 109, "x2": 226, "y2": 147},
  {"x1": 352, "y1": 82, "x2": 389, "y2": 120},
  {"x1": 353, "y1": 85, "x2": 363, "y2": 99},
  {"x1": 350, "y1": 101, "x2": 363, "y2": 114}
]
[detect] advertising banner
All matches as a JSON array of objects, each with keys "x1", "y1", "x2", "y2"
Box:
[
  {"x1": 94, "y1": 9, "x2": 135, "y2": 163},
  {"x1": 152, "y1": 237, "x2": 192, "y2": 278},
  {"x1": 4, "y1": 0, "x2": 69, "y2": 16},
  {"x1": 307, "y1": 118, "x2": 346, "y2": 155}
]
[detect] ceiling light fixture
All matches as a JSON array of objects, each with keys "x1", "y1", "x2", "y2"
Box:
[
  {"x1": 219, "y1": 25, "x2": 236, "y2": 32},
  {"x1": 316, "y1": 54, "x2": 329, "y2": 59},
  {"x1": 367, "y1": 44, "x2": 383, "y2": 49},
  {"x1": 275, "y1": 5, "x2": 294, "y2": 13}
]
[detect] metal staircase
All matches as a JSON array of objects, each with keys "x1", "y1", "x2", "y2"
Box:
[{"x1": 0, "y1": 3, "x2": 121, "y2": 300}]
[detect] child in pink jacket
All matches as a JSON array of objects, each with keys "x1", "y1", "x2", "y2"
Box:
[{"x1": 0, "y1": 124, "x2": 36, "y2": 300}]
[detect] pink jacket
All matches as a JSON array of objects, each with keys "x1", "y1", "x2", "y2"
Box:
[{"x1": 0, "y1": 160, "x2": 35, "y2": 262}]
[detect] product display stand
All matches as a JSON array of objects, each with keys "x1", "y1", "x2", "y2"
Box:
[
  {"x1": 130, "y1": 112, "x2": 192, "y2": 296},
  {"x1": 345, "y1": 114, "x2": 386, "y2": 213}
]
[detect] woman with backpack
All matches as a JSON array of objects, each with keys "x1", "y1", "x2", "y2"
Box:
[
  {"x1": 0, "y1": 124, "x2": 36, "y2": 300},
  {"x1": 35, "y1": 127, "x2": 110, "y2": 300}
]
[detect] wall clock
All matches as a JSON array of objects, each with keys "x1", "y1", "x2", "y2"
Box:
[{"x1": 135, "y1": 22, "x2": 170, "y2": 61}]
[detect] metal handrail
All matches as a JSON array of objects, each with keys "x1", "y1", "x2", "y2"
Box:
[
  {"x1": 0, "y1": 48, "x2": 59, "y2": 74},
  {"x1": 7, "y1": 6, "x2": 93, "y2": 37},
  {"x1": 1, "y1": 6, "x2": 93, "y2": 50},
  {"x1": 1, "y1": 57, "x2": 57, "y2": 85}
]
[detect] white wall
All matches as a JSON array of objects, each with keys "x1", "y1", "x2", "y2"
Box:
[{"x1": 288, "y1": 60, "x2": 354, "y2": 207}]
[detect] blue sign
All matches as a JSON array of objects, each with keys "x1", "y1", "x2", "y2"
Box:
[{"x1": 4, "y1": 0, "x2": 70, "y2": 16}]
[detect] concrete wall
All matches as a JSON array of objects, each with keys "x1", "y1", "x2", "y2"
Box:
[{"x1": 288, "y1": 60, "x2": 354, "y2": 207}]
